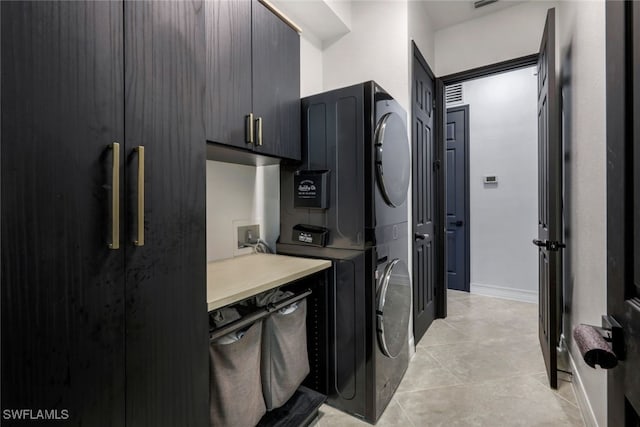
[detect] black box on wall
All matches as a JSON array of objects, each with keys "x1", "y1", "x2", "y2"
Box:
[
  {"x1": 293, "y1": 170, "x2": 330, "y2": 209},
  {"x1": 292, "y1": 224, "x2": 330, "y2": 247}
]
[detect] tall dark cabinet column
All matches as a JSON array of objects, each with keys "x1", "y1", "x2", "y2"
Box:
[
  {"x1": 2, "y1": 2, "x2": 208, "y2": 426},
  {"x1": 1, "y1": 2, "x2": 126, "y2": 425},
  {"x1": 124, "y1": 2, "x2": 208, "y2": 426}
]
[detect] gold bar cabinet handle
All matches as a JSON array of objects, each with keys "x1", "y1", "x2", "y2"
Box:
[
  {"x1": 255, "y1": 117, "x2": 263, "y2": 146},
  {"x1": 246, "y1": 113, "x2": 254, "y2": 144},
  {"x1": 109, "y1": 142, "x2": 120, "y2": 249},
  {"x1": 134, "y1": 146, "x2": 145, "y2": 246}
]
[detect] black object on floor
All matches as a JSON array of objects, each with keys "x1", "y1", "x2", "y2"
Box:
[{"x1": 256, "y1": 386, "x2": 326, "y2": 427}]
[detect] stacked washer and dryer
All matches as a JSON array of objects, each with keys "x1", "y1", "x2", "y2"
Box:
[{"x1": 277, "y1": 81, "x2": 412, "y2": 424}]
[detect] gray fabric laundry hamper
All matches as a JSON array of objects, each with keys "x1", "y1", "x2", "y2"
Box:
[
  {"x1": 261, "y1": 299, "x2": 310, "y2": 410},
  {"x1": 210, "y1": 320, "x2": 266, "y2": 427}
]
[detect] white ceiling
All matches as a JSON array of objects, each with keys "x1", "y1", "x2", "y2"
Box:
[
  {"x1": 422, "y1": 0, "x2": 527, "y2": 31},
  {"x1": 270, "y1": 0, "x2": 351, "y2": 46},
  {"x1": 270, "y1": 0, "x2": 528, "y2": 46}
]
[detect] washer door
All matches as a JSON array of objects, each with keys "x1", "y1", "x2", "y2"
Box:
[
  {"x1": 376, "y1": 259, "x2": 411, "y2": 358},
  {"x1": 374, "y1": 112, "x2": 410, "y2": 207}
]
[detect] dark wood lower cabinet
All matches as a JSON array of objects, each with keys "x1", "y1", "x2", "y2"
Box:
[{"x1": 1, "y1": 2, "x2": 208, "y2": 426}]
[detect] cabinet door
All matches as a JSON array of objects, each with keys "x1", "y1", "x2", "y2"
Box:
[
  {"x1": 252, "y1": 0, "x2": 301, "y2": 161},
  {"x1": 124, "y1": 2, "x2": 208, "y2": 426},
  {"x1": 1, "y1": 2, "x2": 125, "y2": 425},
  {"x1": 205, "y1": 0, "x2": 253, "y2": 149}
]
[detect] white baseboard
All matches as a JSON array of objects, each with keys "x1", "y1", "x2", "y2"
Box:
[
  {"x1": 568, "y1": 351, "x2": 599, "y2": 427},
  {"x1": 408, "y1": 293, "x2": 416, "y2": 359},
  {"x1": 469, "y1": 282, "x2": 538, "y2": 304},
  {"x1": 408, "y1": 335, "x2": 416, "y2": 359}
]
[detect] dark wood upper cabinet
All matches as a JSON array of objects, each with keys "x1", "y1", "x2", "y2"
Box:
[
  {"x1": 252, "y1": 0, "x2": 301, "y2": 161},
  {"x1": 205, "y1": 0, "x2": 301, "y2": 162},
  {"x1": 206, "y1": 0, "x2": 252, "y2": 149}
]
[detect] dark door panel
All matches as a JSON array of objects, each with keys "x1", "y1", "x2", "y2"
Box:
[
  {"x1": 445, "y1": 106, "x2": 469, "y2": 292},
  {"x1": 535, "y1": 8, "x2": 561, "y2": 390},
  {"x1": 205, "y1": 0, "x2": 252, "y2": 148},
  {"x1": 124, "y1": 2, "x2": 208, "y2": 425},
  {"x1": 412, "y1": 46, "x2": 436, "y2": 343},
  {"x1": 1, "y1": 1, "x2": 125, "y2": 424},
  {"x1": 606, "y1": 1, "x2": 640, "y2": 424},
  {"x1": 252, "y1": 0, "x2": 301, "y2": 161}
]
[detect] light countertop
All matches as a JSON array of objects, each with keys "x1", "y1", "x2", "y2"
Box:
[{"x1": 207, "y1": 253, "x2": 331, "y2": 311}]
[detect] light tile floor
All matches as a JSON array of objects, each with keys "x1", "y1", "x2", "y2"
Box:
[{"x1": 314, "y1": 290, "x2": 585, "y2": 426}]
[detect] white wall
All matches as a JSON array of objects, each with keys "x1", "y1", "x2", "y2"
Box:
[
  {"x1": 322, "y1": 0, "x2": 410, "y2": 112},
  {"x1": 434, "y1": 1, "x2": 558, "y2": 76},
  {"x1": 325, "y1": 0, "x2": 352, "y2": 30},
  {"x1": 300, "y1": 36, "x2": 324, "y2": 97},
  {"x1": 557, "y1": 1, "x2": 608, "y2": 425},
  {"x1": 408, "y1": 0, "x2": 435, "y2": 67},
  {"x1": 206, "y1": 161, "x2": 280, "y2": 262},
  {"x1": 461, "y1": 66, "x2": 539, "y2": 301}
]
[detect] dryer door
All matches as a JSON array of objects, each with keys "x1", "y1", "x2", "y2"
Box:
[
  {"x1": 376, "y1": 259, "x2": 411, "y2": 358},
  {"x1": 374, "y1": 112, "x2": 410, "y2": 207}
]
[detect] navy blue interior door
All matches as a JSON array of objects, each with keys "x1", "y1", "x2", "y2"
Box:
[
  {"x1": 534, "y1": 8, "x2": 561, "y2": 390},
  {"x1": 412, "y1": 45, "x2": 437, "y2": 343},
  {"x1": 446, "y1": 106, "x2": 469, "y2": 292}
]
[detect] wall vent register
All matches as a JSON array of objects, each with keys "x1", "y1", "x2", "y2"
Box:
[{"x1": 445, "y1": 83, "x2": 464, "y2": 106}]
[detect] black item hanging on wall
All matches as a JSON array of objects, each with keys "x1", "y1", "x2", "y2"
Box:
[{"x1": 294, "y1": 170, "x2": 330, "y2": 209}]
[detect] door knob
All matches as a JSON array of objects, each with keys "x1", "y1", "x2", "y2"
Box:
[
  {"x1": 532, "y1": 239, "x2": 566, "y2": 251},
  {"x1": 415, "y1": 233, "x2": 430, "y2": 240},
  {"x1": 532, "y1": 239, "x2": 547, "y2": 247}
]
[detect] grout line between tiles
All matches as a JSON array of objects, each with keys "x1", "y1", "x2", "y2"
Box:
[
  {"x1": 401, "y1": 354, "x2": 551, "y2": 392},
  {"x1": 393, "y1": 397, "x2": 416, "y2": 427},
  {"x1": 528, "y1": 374, "x2": 582, "y2": 410},
  {"x1": 455, "y1": 370, "x2": 550, "y2": 388},
  {"x1": 393, "y1": 371, "x2": 552, "y2": 398},
  {"x1": 421, "y1": 349, "x2": 468, "y2": 385},
  {"x1": 393, "y1": 370, "x2": 552, "y2": 402},
  {"x1": 423, "y1": 342, "x2": 542, "y2": 363},
  {"x1": 394, "y1": 381, "x2": 466, "y2": 396},
  {"x1": 400, "y1": 348, "x2": 530, "y2": 395},
  {"x1": 417, "y1": 322, "x2": 539, "y2": 349}
]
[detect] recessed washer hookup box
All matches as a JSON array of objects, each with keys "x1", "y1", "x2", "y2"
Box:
[{"x1": 293, "y1": 170, "x2": 330, "y2": 209}]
